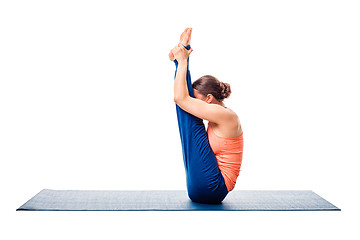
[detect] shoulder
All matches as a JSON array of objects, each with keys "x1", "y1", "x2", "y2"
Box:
[{"x1": 225, "y1": 107, "x2": 239, "y2": 122}]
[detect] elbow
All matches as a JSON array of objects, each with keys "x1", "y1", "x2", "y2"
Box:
[
  {"x1": 173, "y1": 94, "x2": 181, "y2": 104},
  {"x1": 174, "y1": 96, "x2": 180, "y2": 104},
  {"x1": 174, "y1": 95, "x2": 187, "y2": 105}
]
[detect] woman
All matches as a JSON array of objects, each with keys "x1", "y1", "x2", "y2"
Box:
[{"x1": 169, "y1": 28, "x2": 243, "y2": 204}]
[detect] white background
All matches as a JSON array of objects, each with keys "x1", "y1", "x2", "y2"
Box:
[{"x1": 1, "y1": 0, "x2": 359, "y2": 239}]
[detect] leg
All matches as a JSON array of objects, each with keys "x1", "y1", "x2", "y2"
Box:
[{"x1": 174, "y1": 46, "x2": 228, "y2": 204}]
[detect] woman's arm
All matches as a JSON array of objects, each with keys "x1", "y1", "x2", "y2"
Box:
[
  {"x1": 175, "y1": 96, "x2": 231, "y2": 124},
  {"x1": 172, "y1": 45, "x2": 231, "y2": 125}
]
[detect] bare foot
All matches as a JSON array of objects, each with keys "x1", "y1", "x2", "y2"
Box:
[
  {"x1": 169, "y1": 28, "x2": 192, "y2": 61},
  {"x1": 180, "y1": 27, "x2": 192, "y2": 46}
]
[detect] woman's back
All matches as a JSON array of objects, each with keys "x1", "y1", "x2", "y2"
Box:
[{"x1": 207, "y1": 120, "x2": 243, "y2": 192}]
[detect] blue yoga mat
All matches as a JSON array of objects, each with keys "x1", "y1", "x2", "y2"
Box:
[{"x1": 17, "y1": 189, "x2": 340, "y2": 211}]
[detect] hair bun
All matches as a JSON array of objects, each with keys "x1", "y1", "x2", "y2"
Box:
[{"x1": 220, "y1": 82, "x2": 231, "y2": 99}]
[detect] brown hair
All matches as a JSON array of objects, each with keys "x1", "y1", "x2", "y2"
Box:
[{"x1": 192, "y1": 75, "x2": 231, "y2": 102}]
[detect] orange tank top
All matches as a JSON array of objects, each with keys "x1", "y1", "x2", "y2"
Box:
[{"x1": 207, "y1": 124, "x2": 243, "y2": 192}]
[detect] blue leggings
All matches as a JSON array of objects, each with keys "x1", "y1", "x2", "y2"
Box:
[{"x1": 174, "y1": 45, "x2": 228, "y2": 204}]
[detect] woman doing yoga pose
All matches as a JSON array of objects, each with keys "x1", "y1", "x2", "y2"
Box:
[{"x1": 170, "y1": 28, "x2": 243, "y2": 204}]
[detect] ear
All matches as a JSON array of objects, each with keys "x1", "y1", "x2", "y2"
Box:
[{"x1": 206, "y1": 94, "x2": 215, "y2": 104}]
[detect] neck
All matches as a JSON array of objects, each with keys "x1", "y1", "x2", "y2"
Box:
[{"x1": 213, "y1": 101, "x2": 225, "y2": 108}]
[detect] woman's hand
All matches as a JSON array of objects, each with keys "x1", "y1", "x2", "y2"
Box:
[{"x1": 171, "y1": 43, "x2": 193, "y2": 63}]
